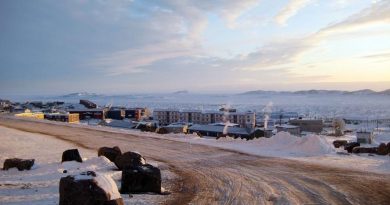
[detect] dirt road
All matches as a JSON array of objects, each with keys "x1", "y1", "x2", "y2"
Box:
[{"x1": 1, "y1": 116, "x2": 389, "y2": 205}]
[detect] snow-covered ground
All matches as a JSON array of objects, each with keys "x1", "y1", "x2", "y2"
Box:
[
  {"x1": 79, "y1": 124, "x2": 390, "y2": 174},
  {"x1": 0, "y1": 126, "x2": 174, "y2": 205}
]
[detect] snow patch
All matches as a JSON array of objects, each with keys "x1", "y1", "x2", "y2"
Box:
[{"x1": 93, "y1": 173, "x2": 121, "y2": 200}]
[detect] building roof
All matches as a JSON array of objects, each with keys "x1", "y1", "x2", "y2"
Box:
[
  {"x1": 67, "y1": 108, "x2": 105, "y2": 112},
  {"x1": 210, "y1": 122, "x2": 240, "y2": 127},
  {"x1": 188, "y1": 124, "x2": 254, "y2": 135},
  {"x1": 276, "y1": 124, "x2": 299, "y2": 129},
  {"x1": 289, "y1": 119, "x2": 323, "y2": 122},
  {"x1": 153, "y1": 108, "x2": 180, "y2": 112}
]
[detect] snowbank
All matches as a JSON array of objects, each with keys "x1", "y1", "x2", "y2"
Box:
[
  {"x1": 0, "y1": 126, "x2": 175, "y2": 205},
  {"x1": 149, "y1": 131, "x2": 336, "y2": 158}
]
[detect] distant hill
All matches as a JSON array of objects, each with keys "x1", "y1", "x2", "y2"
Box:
[
  {"x1": 239, "y1": 89, "x2": 390, "y2": 96},
  {"x1": 378, "y1": 89, "x2": 390, "y2": 95},
  {"x1": 342, "y1": 89, "x2": 376, "y2": 95},
  {"x1": 60, "y1": 92, "x2": 101, "y2": 98},
  {"x1": 172, "y1": 90, "x2": 189, "y2": 95}
]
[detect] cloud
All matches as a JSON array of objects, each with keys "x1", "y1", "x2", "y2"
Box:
[
  {"x1": 86, "y1": 0, "x2": 262, "y2": 75},
  {"x1": 90, "y1": 40, "x2": 200, "y2": 75},
  {"x1": 318, "y1": 0, "x2": 390, "y2": 35},
  {"x1": 274, "y1": 0, "x2": 313, "y2": 26},
  {"x1": 237, "y1": 0, "x2": 390, "y2": 71},
  {"x1": 96, "y1": 0, "x2": 389, "y2": 76},
  {"x1": 361, "y1": 52, "x2": 390, "y2": 59}
]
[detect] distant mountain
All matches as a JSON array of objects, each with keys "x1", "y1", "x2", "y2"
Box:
[
  {"x1": 343, "y1": 89, "x2": 376, "y2": 95},
  {"x1": 239, "y1": 89, "x2": 390, "y2": 96},
  {"x1": 378, "y1": 89, "x2": 390, "y2": 95},
  {"x1": 60, "y1": 92, "x2": 101, "y2": 98},
  {"x1": 293, "y1": 90, "x2": 344, "y2": 95},
  {"x1": 238, "y1": 90, "x2": 280, "y2": 95},
  {"x1": 172, "y1": 90, "x2": 189, "y2": 95}
]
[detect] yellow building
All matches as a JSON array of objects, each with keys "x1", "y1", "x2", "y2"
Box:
[
  {"x1": 44, "y1": 113, "x2": 80, "y2": 123},
  {"x1": 15, "y1": 110, "x2": 44, "y2": 119}
]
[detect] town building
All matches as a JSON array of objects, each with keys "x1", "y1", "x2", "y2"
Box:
[
  {"x1": 44, "y1": 113, "x2": 79, "y2": 123},
  {"x1": 289, "y1": 119, "x2": 323, "y2": 133},
  {"x1": 157, "y1": 123, "x2": 189, "y2": 134},
  {"x1": 356, "y1": 131, "x2": 373, "y2": 144},
  {"x1": 276, "y1": 124, "x2": 301, "y2": 136},
  {"x1": 187, "y1": 124, "x2": 264, "y2": 139},
  {"x1": 79, "y1": 99, "x2": 97, "y2": 109},
  {"x1": 153, "y1": 109, "x2": 256, "y2": 128},
  {"x1": 125, "y1": 108, "x2": 149, "y2": 121},
  {"x1": 67, "y1": 108, "x2": 106, "y2": 120},
  {"x1": 257, "y1": 111, "x2": 299, "y2": 125},
  {"x1": 106, "y1": 109, "x2": 125, "y2": 120},
  {"x1": 101, "y1": 119, "x2": 135, "y2": 129},
  {"x1": 0, "y1": 99, "x2": 12, "y2": 112},
  {"x1": 14, "y1": 110, "x2": 44, "y2": 119}
]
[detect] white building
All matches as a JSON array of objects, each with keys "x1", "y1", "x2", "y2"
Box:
[
  {"x1": 356, "y1": 131, "x2": 373, "y2": 144},
  {"x1": 153, "y1": 109, "x2": 255, "y2": 128},
  {"x1": 276, "y1": 124, "x2": 301, "y2": 136}
]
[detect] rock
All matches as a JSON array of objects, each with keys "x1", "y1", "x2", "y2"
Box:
[
  {"x1": 388, "y1": 142, "x2": 390, "y2": 156},
  {"x1": 59, "y1": 171, "x2": 124, "y2": 205},
  {"x1": 377, "y1": 143, "x2": 389, "y2": 155},
  {"x1": 352, "y1": 147, "x2": 377, "y2": 154},
  {"x1": 156, "y1": 127, "x2": 169, "y2": 134},
  {"x1": 98, "y1": 146, "x2": 122, "y2": 162},
  {"x1": 333, "y1": 140, "x2": 348, "y2": 148},
  {"x1": 114, "y1": 152, "x2": 146, "y2": 170},
  {"x1": 120, "y1": 164, "x2": 161, "y2": 194},
  {"x1": 62, "y1": 149, "x2": 83, "y2": 163},
  {"x1": 3, "y1": 158, "x2": 35, "y2": 171},
  {"x1": 344, "y1": 142, "x2": 360, "y2": 153}
]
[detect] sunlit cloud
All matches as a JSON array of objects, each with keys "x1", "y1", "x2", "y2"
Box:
[
  {"x1": 235, "y1": 0, "x2": 390, "y2": 71},
  {"x1": 274, "y1": 0, "x2": 313, "y2": 26}
]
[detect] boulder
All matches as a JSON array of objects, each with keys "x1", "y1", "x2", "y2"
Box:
[
  {"x1": 114, "y1": 151, "x2": 146, "y2": 170},
  {"x1": 3, "y1": 158, "x2": 35, "y2": 171},
  {"x1": 98, "y1": 146, "x2": 122, "y2": 162},
  {"x1": 156, "y1": 127, "x2": 169, "y2": 134},
  {"x1": 62, "y1": 149, "x2": 82, "y2": 163},
  {"x1": 120, "y1": 164, "x2": 161, "y2": 194},
  {"x1": 388, "y1": 142, "x2": 390, "y2": 156},
  {"x1": 333, "y1": 140, "x2": 348, "y2": 148},
  {"x1": 352, "y1": 147, "x2": 377, "y2": 154},
  {"x1": 377, "y1": 143, "x2": 389, "y2": 155},
  {"x1": 344, "y1": 142, "x2": 360, "y2": 153},
  {"x1": 59, "y1": 171, "x2": 123, "y2": 205}
]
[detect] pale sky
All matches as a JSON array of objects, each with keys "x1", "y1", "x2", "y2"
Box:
[{"x1": 0, "y1": 0, "x2": 389, "y2": 95}]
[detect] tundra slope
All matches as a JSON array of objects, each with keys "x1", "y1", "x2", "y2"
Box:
[{"x1": 0, "y1": 117, "x2": 389, "y2": 205}]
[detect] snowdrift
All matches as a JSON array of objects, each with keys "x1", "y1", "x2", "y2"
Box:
[{"x1": 255, "y1": 132, "x2": 335, "y2": 157}]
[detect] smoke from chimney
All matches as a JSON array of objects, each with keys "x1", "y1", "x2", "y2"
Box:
[{"x1": 262, "y1": 102, "x2": 273, "y2": 129}]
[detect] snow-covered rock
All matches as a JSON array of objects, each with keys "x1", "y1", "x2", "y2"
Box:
[{"x1": 59, "y1": 171, "x2": 123, "y2": 205}]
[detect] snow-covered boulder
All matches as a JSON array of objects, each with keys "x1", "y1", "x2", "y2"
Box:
[
  {"x1": 114, "y1": 151, "x2": 146, "y2": 170},
  {"x1": 333, "y1": 140, "x2": 348, "y2": 148},
  {"x1": 352, "y1": 147, "x2": 377, "y2": 154},
  {"x1": 98, "y1": 146, "x2": 122, "y2": 162},
  {"x1": 120, "y1": 164, "x2": 161, "y2": 194},
  {"x1": 59, "y1": 171, "x2": 123, "y2": 205},
  {"x1": 344, "y1": 142, "x2": 360, "y2": 153},
  {"x1": 3, "y1": 158, "x2": 35, "y2": 171},
  {"x1": 62, "y1": 149, "x2": 83, "y2": 163}
]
